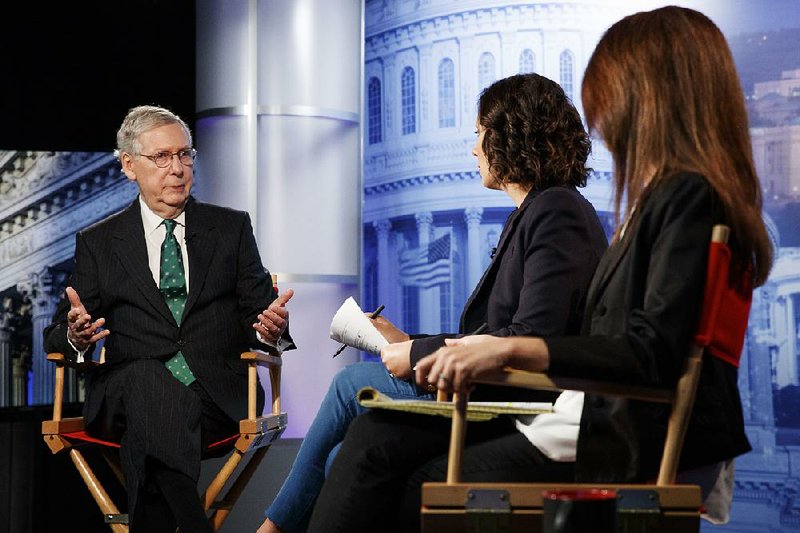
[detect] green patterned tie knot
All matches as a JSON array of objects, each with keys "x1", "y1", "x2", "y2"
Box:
[{"x1": 160, "y1": 218, "x2": 195, "y2": 386}]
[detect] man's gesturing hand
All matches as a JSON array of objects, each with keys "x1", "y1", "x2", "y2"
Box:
[
  {"x1": 65, "y1": 286, "x2": 109, "y2": 351},
  {"x1": 253, "y1": 289, "x2": 294, "y2": 344}
]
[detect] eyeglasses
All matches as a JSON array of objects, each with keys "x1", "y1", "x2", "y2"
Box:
[{"x1": 138, "y1": 148, "x2": 197, "y2": 168}]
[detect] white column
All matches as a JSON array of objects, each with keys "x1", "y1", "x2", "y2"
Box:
[
  {"x1": 18, "y1": 268, "x2": 67, "y2": 405},
  {"x1": 460, "y1": 36, "x2": 476, "y2": 128},
  {"x1": 384, "y1": 55, "x2": 397, "y2": 140},
  {"x1": 393, "y1": 232, "x2": 406, "y2": 326},
  {"x1": 415, "y1": 211, "x2": 440, "y2": 332},
  {"x1": 419, "y1": 43, "x2": 433, "y2": 132},
  {"x1": 464, "y1": 207, "x2": 484, "y2": 291},
  {"x1": 0, "y1": 308, "x2": 12, "y2": 407},
  {"x1": 787, "y1": 294, "x2": 798, "y2": 386},
  {"x1": 196, "y1": 0, "x2": 363, "y2": 437},
  {"x1": 374, "y1": 219, "x2": 393, "y2": 312},
  {"x1": 12, "y1": 348, "x2": 29, "y2": 407}
]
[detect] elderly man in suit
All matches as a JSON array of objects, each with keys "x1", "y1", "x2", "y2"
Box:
[{"x1": 43, "y1": 105, "x2": 295, "y2": 532}]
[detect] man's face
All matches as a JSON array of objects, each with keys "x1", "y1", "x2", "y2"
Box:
[{"x1": 121, "y1": 122, "x2": 193, "y2": 218}]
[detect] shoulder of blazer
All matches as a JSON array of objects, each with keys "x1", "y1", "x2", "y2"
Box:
[
  {"x1": 639, "y1": 172, "x2": 713, "y2": 215},
  {"x1": 78, "y1": 198, "x2": 140, "y2": 240},
  {"x1": 518, "y1": 185, "x2": 589, "y2": 226},
  {"x1": 185, "y1": 198, "x2": 249, "y2": 231}
]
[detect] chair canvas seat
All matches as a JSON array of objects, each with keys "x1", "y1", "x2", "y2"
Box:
[
  {"x1": 62, "y1": 431, "x2": 121, "y2": 448},
  {"x1": 58, "y1": 429, "x2": 244, "y2": 452}
]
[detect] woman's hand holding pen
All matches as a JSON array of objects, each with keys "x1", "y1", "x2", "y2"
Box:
[{"x1": 369, "y1": 315, "x2": 410, "y2": 343}]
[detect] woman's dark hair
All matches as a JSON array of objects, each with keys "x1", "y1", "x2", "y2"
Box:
[{"x1": 478, "y1": 73, "x2": 591, "y2": 190}]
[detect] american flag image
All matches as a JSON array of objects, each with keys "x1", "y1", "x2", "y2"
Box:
[{"x1": 399, "y1": 233, "x2": 451, "y2": 288}]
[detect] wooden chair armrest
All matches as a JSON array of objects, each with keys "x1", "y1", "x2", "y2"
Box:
[
  {"x1": 241, "y1": 350, "x2": 283, "y2": 419},
  {"x1": 47, "y1": 353, "x2": 101, "y2": 423},
  {"x1": 47, "y1": 352, "x2": 101, "y2": 371},
  {"x1": 42, "y1": 417, "x2": 86, "y2": 435},
  {"x1": 473, "y1": 367, "x2": 674, "y2": 404},
  {"x1": 241, "y1": 350, "x2": 283, "y2": 368}
]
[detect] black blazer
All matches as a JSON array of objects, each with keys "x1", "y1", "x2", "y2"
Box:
[
  {"x1": 44, "y1": 197, "x2": 295, "y2": 425},
  {"x1": 410, "y1": 186, "x2": 608, "y2": 373},
  {"x1": 546, "y1": 173, "x2": 751, "y2": 482}
]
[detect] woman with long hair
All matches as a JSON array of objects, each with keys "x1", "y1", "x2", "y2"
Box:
[
  {"x1": 309, "y1": 6, "x2": 772, "y2": 532},
  {"x1": 415, "y1": 4, "x2": 772, "y2": 524}
]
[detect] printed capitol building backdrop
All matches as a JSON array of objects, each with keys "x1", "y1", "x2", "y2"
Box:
[
  {"x1": 360, "y1": 1, "x2": 623, "y2": 335},
  {"x1": 357, "y1": 1, "x2": 800, "y2": 531},
  {"x1": 1, "y1": 0, "x2": 799, "y2": 530}
]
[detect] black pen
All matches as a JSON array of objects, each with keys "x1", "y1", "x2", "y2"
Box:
[
  {"x1": 369, "y1": 304, "x2": 386, "y2": 320},
  {"x1": 468, "y1": 322, "x2": 488, "y2": 335},
  {"x1": 332, "y1": 304, "x2": 386, "y2": 358}
]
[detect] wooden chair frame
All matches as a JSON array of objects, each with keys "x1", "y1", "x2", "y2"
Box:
[
  {"x1": 422, "y1": 225, "x2": 742, "y2": 532},
  {"x1": 42, "y1": 349, "x2": 286, "y2": 532}
]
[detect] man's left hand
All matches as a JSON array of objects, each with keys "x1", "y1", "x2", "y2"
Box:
[{"x1": 253, "y1": 289, "x2": 294, "y2": 344}]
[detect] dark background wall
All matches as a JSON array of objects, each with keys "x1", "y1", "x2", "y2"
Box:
[{"x1": 0, "y1": 0, "x2": 196, "y2": 151}]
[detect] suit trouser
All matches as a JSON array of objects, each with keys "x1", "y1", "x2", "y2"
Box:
[
  {"x1": 86, "y1": 359, "x2": 237, "y2": 533},
  {"x1": 308, "y1": 408, "x2": 575, "y2": 533}
]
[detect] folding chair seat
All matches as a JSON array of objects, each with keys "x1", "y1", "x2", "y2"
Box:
[
  {"x1": 42, "y1": 278, "x2": 288, "y2": 532},
  {"x1": 421, "y1": 224, "x2": 753, "y2": 532}
]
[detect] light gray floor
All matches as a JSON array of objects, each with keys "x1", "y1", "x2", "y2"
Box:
[{"x1": 198, "y1": 438, "x2": 302, "y2": 532}]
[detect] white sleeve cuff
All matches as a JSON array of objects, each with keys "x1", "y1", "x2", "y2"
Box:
[
  {"x1": 66, "y1": 330, "x2": 89, "y2": 363},
  {"x1": 256, "y1": 331, "x2": 288, "y2": 355}
]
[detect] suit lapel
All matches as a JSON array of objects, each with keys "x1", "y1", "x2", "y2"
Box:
[
  {"x1": 584, "y1": 218, "x2": 636, "y2": 313},
  {"x1": 183, "y1": 200, "x2": 218, "y2": 318},
  {"x1": 111, "y1": 200, "x2": 176, "y2": 325},
  {"x1": 459, "y1": 190, "x2": 537, "y2": 330}
]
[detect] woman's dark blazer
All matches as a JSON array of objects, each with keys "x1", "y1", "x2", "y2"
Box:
[
  {"x1": 545, "y1": 173, "x2": 751, "y2": 482},
  {"x1": 410, "y1": 185, "x2": 608, "y2": 373}
]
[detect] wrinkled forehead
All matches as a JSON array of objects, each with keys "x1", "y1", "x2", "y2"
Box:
[{"x1": 138, "y1": 123, "x2": 191, "y2": 151}]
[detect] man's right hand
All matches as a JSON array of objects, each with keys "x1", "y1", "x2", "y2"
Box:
[
  {"x1": 65, "y1": 286, "x2": 109, "y2": 351},
  {"x1": 370, "y1": 315, "x2": 410, "y2": 344}
]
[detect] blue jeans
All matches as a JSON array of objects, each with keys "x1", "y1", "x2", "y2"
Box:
[{"x1": 265, "y1": 361, "x2": 434, "y2": 532}]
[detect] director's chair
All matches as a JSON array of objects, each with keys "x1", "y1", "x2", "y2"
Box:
[
  {"x1": 41, "y1": 277, "x2": 287, "y2": 532},
  {"x1": 422, "y1": 225, "x2": 753, "y2": 532}
]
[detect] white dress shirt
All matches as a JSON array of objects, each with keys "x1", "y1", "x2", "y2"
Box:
[
  {"x1": 140, "y1": 197, "x2": 190, "y2": 291},
  {"x1": 514, "y1": 390, "x2": 583, "y2": 462}
]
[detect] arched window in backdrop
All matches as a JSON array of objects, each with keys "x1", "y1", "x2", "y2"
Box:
[
  {"x1": 519, "y1": 48, "x2": 535, "y2": 74},
  {"x1": 560, "y1": 49, "x2": 575, "y2": 101},
  {"x1": 478, "y1": 52, "x2": 496, "y2": 91},
  {"x1": 368, "y1": 77, "x2": 382, "y2": 144},
  {"x1": 401, "y1": 66, "x2": 416, "y2": 135},
  {"x1": 438, "y1": 58, "x2": 456, "y2": 128}
]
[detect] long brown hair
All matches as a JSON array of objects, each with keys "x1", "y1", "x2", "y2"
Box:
[{"x1": 582, "y1": 6, "x2": 772, "y2": 285}]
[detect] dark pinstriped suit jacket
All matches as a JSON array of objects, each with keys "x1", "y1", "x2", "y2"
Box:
[{"x1": 44, "y1": 196, "x2": 294, "y2": 428}]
